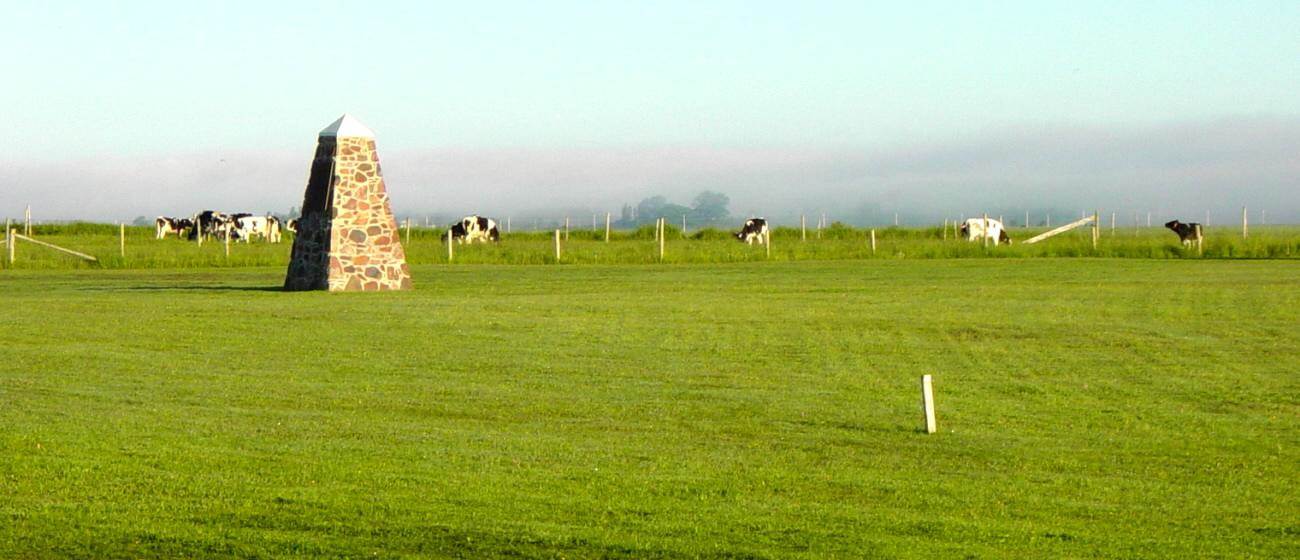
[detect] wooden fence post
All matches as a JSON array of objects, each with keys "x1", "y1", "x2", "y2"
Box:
[
  {"x1": 658, "y1": 218, "x2": 665, "y2": 261},
  {"x1": 982, "y1": 214, "x2": 990, "y2": 247},
  {"x1": 404, "y1": 218, "x2": 411, "y2": 245},
  {"x1": 6, "y1": 226, "x2": 13, "y2": 264},
  {"x1": 1091, "y1": 211, "x2": 1099, "y2": 249},
  {"x1": 1110, "y1": 212, "x2": 1116, "y2": 235},
  {"x1": 447, "y1": 229, "x2": 454, "y2": 262},
  {"x1": 921, "y1": 375, "x2": 937, "y2": 434},
  {"x1": 801, "y1": 214, "x2": 806, "y2": 241},
  {"x1": 1242, "y1": 206, "x2": 1248, "y2": 239},
  {"x1": 1025, "y1": 210, "x2": 1029, "y2": 228},
  {"x1": 894, "y1": 212, "x2": 898, "y2": 227},
  {"x1": 224, "y1": 225, "x2": 230, "y2": 259},
  {"x1": 1195, "y1": 224, "x2": 1203, "y2": 256},
  {"x1": 564, "y1": 217, "x2": 570, "y2": 241},
  {"x1": 605, "y1": 212, "x2": 611, "y2": 243},
  {"x1": 506, "y1": 217, "x2": 511, "y2": 233},
  {"x1": 765, "y1": 227, "x2": 771, "y2": 259},
  {"x1": 682, "y1": 215, "x2": 687, "y2": 237},
  {"x1": 942, "y1": 219, "x2": 948, "y2": 240},
  {"x1": 120, "y1": 223, "x2": 126, "y2": 258},
  {"x1": 554, "y1": 229, "x2": 562, "y2": 261},
  {"x1": 25, "y1": 206, "x2": 31, "y2": 236},
  {"x1": 870, "y1": 228, "x2": 877, "y2": 254}
]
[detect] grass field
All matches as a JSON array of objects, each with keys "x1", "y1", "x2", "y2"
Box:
[
  {"x1": 2, "y1": 222, "x2": 1297, "y2": 269},
  {"x1": 2, "y1": 259, "x2": 1296, "y2": 558}
]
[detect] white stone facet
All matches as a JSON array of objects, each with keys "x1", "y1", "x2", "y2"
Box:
[{"x1": 318, "y1": 114, "x2": 376, "y2": 138}]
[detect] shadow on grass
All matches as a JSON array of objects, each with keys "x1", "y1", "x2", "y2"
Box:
[{"x1": 73, "y1": 285, "x2": 287, "y2": 293}]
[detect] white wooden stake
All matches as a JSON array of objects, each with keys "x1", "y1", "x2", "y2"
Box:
[
  {"x1": 801, "y1": 214, "x2": 806, "y2": 241},
  {"x1": 921, "y1": 375, "x2": 937, "y2": 434},
  {"x1": 1195, "y1": 224, "x2": 1204, "y2": 256},
  {"x1": 224, "y1": 226, "x2": 230, "y2": 258},
  {"x1": 942, "y1": 219, "x2": 948, "y2": 240},
  {"x1": 404, "y1": 218, "x2": 411, "y2": 245},
  {"x1": 605, "y1": 212, "x2": 611, "y2": 243},
  {"x1": 554, "y1": 229, "x2": 561, "y2": 261},
  {"x1": 1242, "y1": 206, "x2": 1248, "y2": 239},
  {"x1": 870, "y1": 228, "x2": 877, "y2": 254},
  {"x1": 447, "y1": 229, "x2": 454, "y2": 262},
  {"x1": 6, "y1": 227, "x2": 13, "y2": 264},
  {"x1": 24, "y1": 206, "x2": 31, "y2": 236},
  {"x1": 765, "y1": 228, "x2": 771, "y2": 258},
  {"x1": 658, "y1": 219, "x2": 665, "y2": 261},
  {"x1": 1091, "y1": 211, "x2": 1099, "y2": 249},
  {"x1": 564, "y1": 217, "x2": 570, "y2": 240},
  {"x1": 1110, "y1": 212, "x2": 1116, "y2": 235},
  {"x1": 982, "y1": 213, "x2": 990, "y2": 247},
  {"x1": 120, "y1": 223, "x2": 126, "y2": 258},
  {"x1": 1025, "y1": 210, "x2": 1029, "y2": 228},
  {"x1": 682, "y1": 215, "x2": 687, "y2": 237}
]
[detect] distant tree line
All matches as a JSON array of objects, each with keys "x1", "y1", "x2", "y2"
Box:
[{"x1": 616, "y1": 191, "x2": 730, "y2": 228}]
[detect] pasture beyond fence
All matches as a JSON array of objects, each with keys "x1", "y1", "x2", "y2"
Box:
[{"x1": 1, "y1": 220, "x2": 1297, "y2": 271}]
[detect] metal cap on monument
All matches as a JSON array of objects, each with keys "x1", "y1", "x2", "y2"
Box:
[{"x1": 284, "y1": 114, "x2": 413, "y2": 291}]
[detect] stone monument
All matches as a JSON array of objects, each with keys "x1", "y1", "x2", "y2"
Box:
[{"x1": 284, "y1": 114, "x2": 412, "y2": 291}]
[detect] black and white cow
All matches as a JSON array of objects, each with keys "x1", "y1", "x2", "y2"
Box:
[
  {"x1": 450, "y1": 215, "x2": 499, "y2": 244},
  {"x1": 190, "y1": 210, "x2": 231, "y2": 241},
  {"x1": 959, "y1": 218, "x2": 1012, "y2": 246},
  {"x1": 735, "y1": 218, "x2": 770, "y2": 245},
  {"x1": 232, "y1": 215, "x2": 283, "y2": 243},
  {"x1": 285, "y1": 219, "x2": 299, "y2": 234},
  {"x1": 1164, "y1": 220, "x2": 1203, "y2": 246},
  {"x1": 441, "y1": 221, "x2": 468, "y2": 243},
  {"x1": 155, "y1": 216, "x2": 194, "y2": 240}
]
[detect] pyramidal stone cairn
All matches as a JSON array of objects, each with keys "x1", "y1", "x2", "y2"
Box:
[{"x1": 284, "y1": 114, "x2": 413, "y2": 291}]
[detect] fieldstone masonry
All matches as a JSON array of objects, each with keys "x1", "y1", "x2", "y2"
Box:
[{"x1": 284, "y1": 115, "x2": 412, "y2": 291}]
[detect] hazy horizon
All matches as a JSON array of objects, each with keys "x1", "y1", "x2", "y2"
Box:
[{"x1": 2, "y1": 2, "x2": 1297, "y2": 225}]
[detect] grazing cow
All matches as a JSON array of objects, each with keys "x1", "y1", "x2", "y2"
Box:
[
  {"x1": 1164, "y1": 220, "x2": 1203, "y2": 246},
  {"x1": 285, "y1": 219, "x2": 299, "y2": 234},
  {"x1": 190, "y1": 210, "x2": 231, "y2": 241},
  {"x1": 441, "y1": 221, "x2": 469, "y2": 243},
  {"x1": 462, "y1": 215, "x2": 500, "y2": 244},
  {"x1": 232, "y1": 215, "x2": 283, "y2": 243},
  {"x1": 959, "y1": 218, "x2": 1012, "y2": 246},
  {"x1": 155, "y1": 216, "x2": 193, "y2": 240},
  {"x1": 734, "y1": 218, "x2": 769, "y2": 245}
]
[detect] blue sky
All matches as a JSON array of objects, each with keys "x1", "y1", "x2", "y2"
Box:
[{"x1": 2, "y1": 1, "x2": 1297, "y2": 221}]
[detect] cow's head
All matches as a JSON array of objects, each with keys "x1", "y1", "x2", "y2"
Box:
[
  {"x1": 958, "y1": 223, "x2": 969, "y2": 238},
  {"x1": 1164, "y1": 220, "x2": 1181, "y2": 231},
  {"x1": 999, "y1": 230, "x2": 1011, "y2": 245}
]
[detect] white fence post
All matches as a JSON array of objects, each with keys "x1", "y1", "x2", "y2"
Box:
[
  {"x1": 554, "y1": 229, "x2": 561, "y2": 261},
  {"x1": 870, "y1": 228, "x2": 877, "y2": 254},
  {"x1": 921, "y1": 375, "x2": 937, "y2": 434},
  {"x1": 447, "y1": 229, "x2": 454, "y2": 262}
]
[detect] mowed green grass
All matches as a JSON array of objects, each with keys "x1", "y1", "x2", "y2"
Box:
[{"x1": 1, "y1": 260, "x2": 1296, "y2": 558}]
